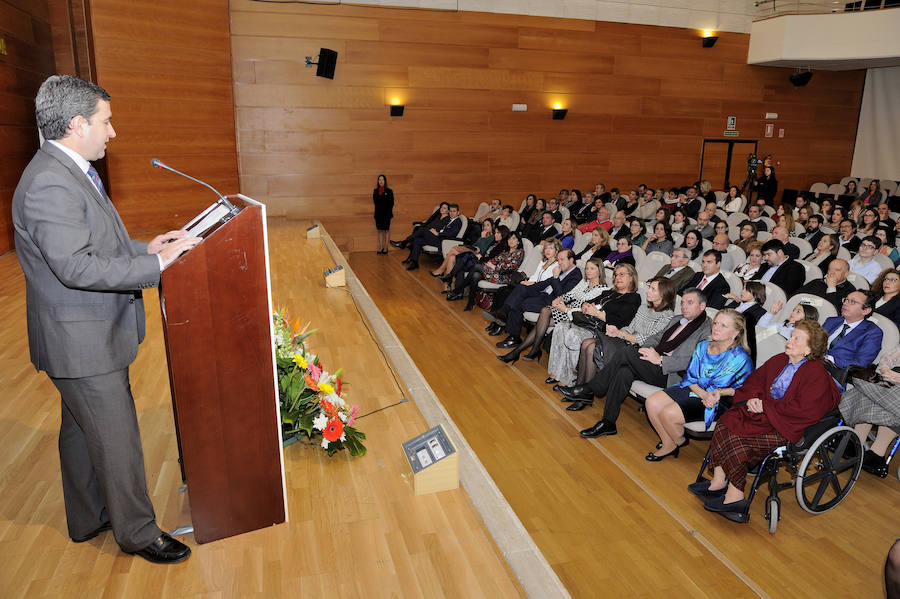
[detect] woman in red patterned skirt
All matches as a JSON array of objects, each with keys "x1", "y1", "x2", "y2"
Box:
[{"x1": 688, "y1": 318, "x2": 841, "y2": 519}]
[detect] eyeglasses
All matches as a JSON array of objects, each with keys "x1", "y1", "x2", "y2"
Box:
[
  {"x1": 842, "y1": 297, "x2": 864, "y2": 306},
  {"x1": 860, "y1": 243, "x2": 877, "y2": 249}
]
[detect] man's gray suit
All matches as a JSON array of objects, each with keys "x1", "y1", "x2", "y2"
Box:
[
  {"x1": 653, "y1": 264, "x2": 695, "y2": 292},
  {"x1": 12, "y1": 142, "x2": 162, "y2": 551}
]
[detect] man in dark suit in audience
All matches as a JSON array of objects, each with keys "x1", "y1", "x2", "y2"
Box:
[
  {"x1": 608, "y1": 210, "x2": 629, "y2": 240},
  {"x1": 877, "y1": 203, "x2": 896, "y2": 231},
  {"x1": 682, "y1": 185, "x2": 703, "y2": 220},
  {"x1": 495, "y1": 249, "x2": 581, "y2": 347},
  {"x1": 679, "y1": 250, "x2": 730, "y2": 309},
  {"x1": 609, "y1": 188, "x2": 623, "y2": 211},
  {"x1": 573, "y1": 195, "x2": 596, "y2": 223},
  {"x1": 794, "y1": 258, "x2": 855, "y2": 311},
  {"x1": 752, "y1": 239, "x2": 805, "y2": 296},
  {"x1": 594, "y1": 183, "x2": 611, "y2": 203},
  {"x1": 562, "y1": 288, "x2": 711, "y2": 435},
  {"x1": 770, "y1": 225, "x2": 801, "y2": 259},
  {"x1": 528, "y1": 211, "x2": 559, "y2": 244},
  {"x1": 838, "y1": 219, "x2": 861, "y2": 254},
  {"x1": 823, "y1": 290, "x2": 883, "y2": 371},
  {"x1": 654, "y1": 248, "x2": 695, "y2": 291},
  {"x1": 404, "y1": 204, "x2": 462, "y2": 270},
  {"x1": 801, "y1": 214, "x2": 825, "y2": 247},
  {"x1": 547, "y1": 198, "x2": 563, "y2": 223},
  {"x1": 740, "y1": 204, "x2": 768, "y2": 232}
]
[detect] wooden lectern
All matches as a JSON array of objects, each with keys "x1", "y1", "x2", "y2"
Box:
[{"x1": 159, "y1": 194, "x2": 287, "y2": 544}]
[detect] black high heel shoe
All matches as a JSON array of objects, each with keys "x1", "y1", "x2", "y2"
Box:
[
  {"x1": 497, "y1": 351, "x2": 520, "y2": 364},
  {"x1": 655, "y1": 438, "x2": 690, "y2": 450},
  {"x1": 645, "y1": 446, "x2": 679, "y2": 462},
  {"x1": 545, "y1": 377, "x2": 557, "y2": 385},
  {"x1": 522, "y1": 349, "x2": 542, "y2": 362}
]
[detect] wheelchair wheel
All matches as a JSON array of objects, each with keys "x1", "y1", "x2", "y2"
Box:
[
  {"x1": 796, "y1": 426, "x2": 863, "y2": 514},
  {"x1": 765, "y1": 496, "x2": 780, "y2": 534}
]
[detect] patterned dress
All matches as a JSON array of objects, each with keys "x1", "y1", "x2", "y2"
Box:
[
  {"x1": 483, "y1": 249, "x2": 525, "y2": 285},
  {"x1": 839, "y1": 347, "x2": 900, "y2": 429}
]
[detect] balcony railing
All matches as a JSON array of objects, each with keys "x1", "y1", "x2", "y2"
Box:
[{"x1": 754, "y1": 0, "x2": 900, "y2": 18}]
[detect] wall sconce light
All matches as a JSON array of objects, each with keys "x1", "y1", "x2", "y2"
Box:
[
  {"x1": 701, "y1": 30, "x2": 718, "y2": 48},
  {"x1": 551, "y1": 102, "x2": 567, "y2": 120},
  {"x1": 389, "y1": 97, "x2": 404, "y2": 117}
]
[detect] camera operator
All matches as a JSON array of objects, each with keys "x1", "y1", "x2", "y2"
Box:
[{"x1": 752, "y1": 161, "x2": 778, "y2": 206}]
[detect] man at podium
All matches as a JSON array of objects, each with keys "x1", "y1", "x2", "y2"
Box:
[{"x1": 11, "y1": 75, "x2": 200, "y2": 564}]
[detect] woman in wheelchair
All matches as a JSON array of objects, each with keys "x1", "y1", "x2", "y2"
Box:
[
  {"x1": 838, "y1": 346, "x2": 900, "y2": 477},
  {"x1": 644, "y1": 309, "x2": 754, "y2": 461},
  {"x1": 689, "y1": 319, "x2": 841, "y2": 517}
]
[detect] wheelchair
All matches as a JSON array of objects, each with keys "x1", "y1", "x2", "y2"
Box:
[{"x1": 693, "y1": 410, "x2": 864, "y2": 534}]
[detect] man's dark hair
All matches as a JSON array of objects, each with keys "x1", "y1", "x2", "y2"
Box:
[
  {"x1": 808, "y1": 214, "x2": 823, "y2": 226},
  {"x1": 841, "y1": 218, "x2": 857, "y2": 231},
  {"x1": 448, "y1": 203, "x2": 460, "y2": 211},
  {"x1": 702, "y1": 249, "x2": 722, "y2": 263},
  {"x1": 761, "y1": 239, "x2": 785, "y2": 254},
  {"x1": 35, "y1": 75, "x2": 111, "y2": 140},
  {"x1": 682, "y1": 287, "x2": 707, "y2": 306},
  {"x1": 862, "y1": 235, "x2": 883, "y2": 250}
]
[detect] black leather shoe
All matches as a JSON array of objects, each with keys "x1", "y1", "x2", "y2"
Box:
[
  {"x1": 487, "y1": 324, "x2": 504, "y2": 336},
  {"x1": 579, "y1": 420, "x2": 617, "y2": 438},
  {"x1": 645, "y1": 446, "x2": 679, "y2": 462},
  {"x1": 485, "y1": 323, "x2": 496, "y2": 331},
  {"x1": 71, "y1": 521, "x2": 112, "y2": 543},
  {"x1": 496, "y1": 337, "x2": 521, "y2": 348},
  {"x1": 560, "y1": 385, "x2": 593, "y2": 400},
  {"x1": 446, "y1": 292, "x2": 463, "y2": 301},
  {"x1": 566, "y1": 400, "x2": 592, "y2": 411},
  {"x1": 390, "y1": 240, "x2": 406, "y2": 248},
  {"x1": 406, "y1": 262, "x2": 419, "y2": 271},
  {"x1": 687, "y1": 479, "x2": 726, "y2": 500},
  {"x1": 862, "y1": 450, "x2": 888, "y2": 477},
  {"x1": 545, "y1": 377, "x2": 557, "y2": 385},
  {"x1": 401, "y1": 257, "x2": 412, "y2": 265},
  {"x1": 129, "y1": 532, "x2": 191, "y2": 564}
]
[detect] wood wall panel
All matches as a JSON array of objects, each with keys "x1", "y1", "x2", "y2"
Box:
[
  {"x1": 90, "y1": 0, "x2": 240, "y2": 236},
  {"x1": 0, "y1": 0, "x2": 55, "y2": 254},
  {"x1": 231, "y1": 3, "x2": 866, "y2": 253}
]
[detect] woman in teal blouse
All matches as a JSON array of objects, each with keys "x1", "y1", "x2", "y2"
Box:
[{"x1": 643, "y1": 309, "x2": 754, "y2": 461}]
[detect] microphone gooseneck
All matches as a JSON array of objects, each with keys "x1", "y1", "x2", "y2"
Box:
[{"x1": 150, "y1": 158, "x2": 237, "y2": 214}]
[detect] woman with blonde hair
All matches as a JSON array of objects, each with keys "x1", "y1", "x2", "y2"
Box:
[{"x1": 644, "y1": 309, "x2": 754, "y2": 461}]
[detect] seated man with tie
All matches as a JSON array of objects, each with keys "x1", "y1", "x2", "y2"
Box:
[
  {"x1": 403, "y1": 203, "x2": 462, "y2": 270},
  {"x1": 824, "y1": 290, "x2": 883, "y2": 372},
  {"x1": 680, "y1": 250, "x2": 730, "y2": 309},
  {"x1": 753, "y1": 238, "x2": 806, "y2": 296},
  {"x1": 654, "y1": 247, "x2": 695, "y2": 291},
  {"x1": 561, "y1": 288, "x2": 711, "y2": 437},
  {"x1": 494, "y1": 249, "x2": 582, "y2": 347}
]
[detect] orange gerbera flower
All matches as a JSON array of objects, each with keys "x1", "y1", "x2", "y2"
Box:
[
  {"x1": 323, "y1": 418, "x2": 344, "y2": 442},
  {"x1": 304, "y1": 374, "x2": 318, "y2": 391}
]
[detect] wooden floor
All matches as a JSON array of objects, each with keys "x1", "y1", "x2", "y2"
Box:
[
  {"x1": 350, "y1": 244, "x2": 900, "y2": 599},
  {"x1": 0, "y1": 222, "x2": 522, "y2": 599}
]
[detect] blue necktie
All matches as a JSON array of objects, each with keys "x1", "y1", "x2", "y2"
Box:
[{"x1": 87, "y1": 166, "x2": 107, "y2": 198}]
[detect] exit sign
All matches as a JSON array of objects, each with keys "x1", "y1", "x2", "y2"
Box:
[{"x1": 723, "y1": 131, "x2": 740, "y2": 137}]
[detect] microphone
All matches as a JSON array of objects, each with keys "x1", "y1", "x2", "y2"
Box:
[{"x1": 150, "y1": 158, "x2": 238, "y2": 214}]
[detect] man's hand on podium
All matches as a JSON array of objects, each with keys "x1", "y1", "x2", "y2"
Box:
[{"x1": 151, "y1": 230, "x2": 203, "y2": 268}]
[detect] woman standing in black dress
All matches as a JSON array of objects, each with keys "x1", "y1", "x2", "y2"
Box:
[{"x1": 373, "y1": 174, "x2": 394, "y2": 254}]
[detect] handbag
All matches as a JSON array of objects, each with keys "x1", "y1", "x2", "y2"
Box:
[
  {"x1": 475, "y1": 290, "x2": 493, "y2": 311},
  {"x1": 571, "y1": 311, "x2": 606, "y2": 335}
]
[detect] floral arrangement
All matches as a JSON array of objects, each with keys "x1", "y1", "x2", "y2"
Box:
[{"x1": 273, "y1": 308, "x2": 366, "y2": 456}]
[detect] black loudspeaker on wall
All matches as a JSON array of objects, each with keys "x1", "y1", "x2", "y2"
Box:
[
  {"x1": 789, "y1": 71, "x2": 813, "y2": 87},
  {"x1": 316, "y1": 48, "x2": 338, "y2": 79}
]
